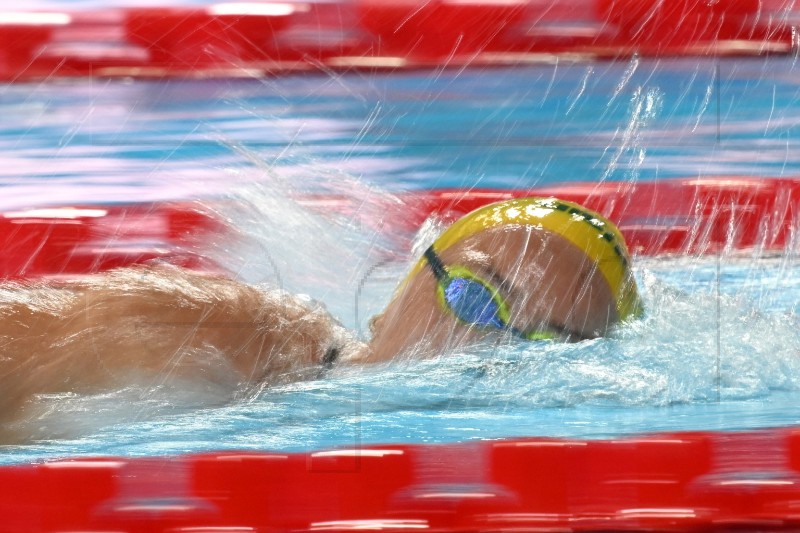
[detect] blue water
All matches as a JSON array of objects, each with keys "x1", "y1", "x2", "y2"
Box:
[{"x1": 3, "y1": 37, "x2": 800, "y2": 461}]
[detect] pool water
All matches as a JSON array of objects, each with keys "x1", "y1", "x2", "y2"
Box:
[{"x1": 3, "y1": 17, "x2": 800, "y2": 462}]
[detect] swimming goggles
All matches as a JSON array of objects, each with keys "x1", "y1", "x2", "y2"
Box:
[{"x1": 423, "y1": 246, "x2": 556, "y2": 341}]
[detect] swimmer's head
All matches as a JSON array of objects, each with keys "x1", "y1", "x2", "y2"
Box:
[{"x1": 364, "y1": 197, "x2": 642, "y2": 361}]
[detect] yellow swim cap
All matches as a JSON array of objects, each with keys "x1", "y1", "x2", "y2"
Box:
[{"x1": 407, "y1": 197, "x2": 642, "y2": 321}]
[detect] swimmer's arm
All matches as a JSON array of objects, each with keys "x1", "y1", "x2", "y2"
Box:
[{"x1": 0, "y1": 266, "x2": 359, "y2": 400}]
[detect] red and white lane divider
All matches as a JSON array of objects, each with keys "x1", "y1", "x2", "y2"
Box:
[
  {"x1": 0, "y1": 0, "x2": 797, "y2": 81},
  {"x1": 2, "y1": 428, "x2": 800, "y2": 532},
  {"x1": 3, "y1": 176, "x2": 799, "y2": 280},
  {"x1": 301, "y1": 176, "x2": 800, "y2": 256},
  {"x1": 0, "y1": 202, "x2": 223, "y2": 280}
]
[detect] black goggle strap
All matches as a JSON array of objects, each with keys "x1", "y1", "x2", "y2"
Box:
[{"x1": 423, "y1": 246, "x2": 449, "y2": 283}]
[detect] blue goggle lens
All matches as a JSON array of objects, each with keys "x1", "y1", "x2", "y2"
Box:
[
  {"x1": 443, "y1": 277, "x2": 505, "y2": 329},
  {"x1": 424, "y1": 246, "x2": 556, "y2": 341}
]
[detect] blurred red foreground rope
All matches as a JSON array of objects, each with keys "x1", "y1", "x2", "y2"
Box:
[
  {"x1": 0, "y1": 0, "x2": 797, "y2": 81},
  {"x1": 3, "y1": 429, "x2": 800, "y2": 532}
]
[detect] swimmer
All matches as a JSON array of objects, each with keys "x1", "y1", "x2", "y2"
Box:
[{"x1": 0, "y1": 197, "x2": 640, "y2": 442}]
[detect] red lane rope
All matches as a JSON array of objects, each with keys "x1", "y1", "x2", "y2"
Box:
[
  {"x1": 3, "y1": 428, "x2": 800, "y2": 531},
  {"x1": 3, "y1": 177, "x2": 799, "y2": 280},
  {"x1": 0, "y1": 202, "x2": 224, "y2": 280},
  {"x1": 1, "y1": 0, "x2": 797, "y2": 81},
  {"x1": 300, "y1": 176, "x2": 800, "y2": 256}
]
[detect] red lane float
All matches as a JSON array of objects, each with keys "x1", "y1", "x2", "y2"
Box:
[
  {"x1": 3, "y1": 429, "x2": 800, "y2": 532},
  {"x1": 302, "y1": 176, "x2": 800, "y2": 256},
  {"x1": 0, "y1": 0, "x2": 796, "y2": 81},
  {"x1": 2, "y1": 176, "x2": 798, "y2": 280},
  {"x1": 0, "y1": 203, "x2": 223, "y2": 280}
]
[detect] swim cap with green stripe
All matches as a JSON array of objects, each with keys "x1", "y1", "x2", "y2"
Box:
[{"x1": 407, "y1": 197, "x2": 642, "y2": 321}]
